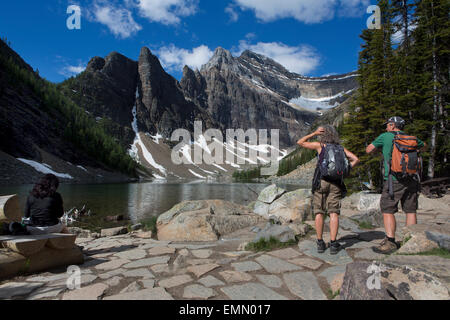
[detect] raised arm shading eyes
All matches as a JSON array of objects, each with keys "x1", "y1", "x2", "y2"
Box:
[{"x1": 297, "y1": 127, "x2": 324, "y2": 152}]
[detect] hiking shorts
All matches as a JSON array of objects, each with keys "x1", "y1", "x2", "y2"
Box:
[
  {"x1": 313, "y1": 179, "x2": 344, "y2": 215},
  {"x1": 380, "y1": 178, "x2": 419, "y2": 214}
]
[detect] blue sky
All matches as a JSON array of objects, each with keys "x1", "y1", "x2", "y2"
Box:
[{"x1": 0, "y1": 0, "x2": 372, "y2": 83}]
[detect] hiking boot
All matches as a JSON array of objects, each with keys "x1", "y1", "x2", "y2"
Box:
[
  {"x1": 372, "y1": 238, "x2": 398, "y2": 254},
  {"x1": 317, "y1": 240, "x2": 326, "y2": 253},
  {"x1": 329, "y1": 241, "x2": 342, "y2": 255}
]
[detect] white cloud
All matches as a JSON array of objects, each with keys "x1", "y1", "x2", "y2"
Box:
[
  {"x1": 92, "y1": 3, "x2": 142, "y2": 38},
  {"x1": 58, "y1": 62, "x2": 86, "y2": 77},
  {"x1": 156, "y1": 44, "x2": 213, "y2": 71},
  {"x1": 231, "y1": 0, "x2": 371, "y2": 23},
  {"x1": 233, "y1": 0, "x2": 337, "y2": 24},
  {"x1": 225, "y1": 4, "x2": 239, "y2": 22},
  {"x1": 134, "y1": 0, "x2": 198, "y2": 25},
  {"x1": 233, "y1": 40, "x2": 320, "y2": 75},
  {"x1": 337, "y1": 0, "x2": 370, "y2": 17}
]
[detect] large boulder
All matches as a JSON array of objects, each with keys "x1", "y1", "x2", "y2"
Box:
[
  {"x1": 267, "y1": 189, "x2": 312, "y2": 222},
  {"x1": 400, "y1": 223, "x2": 450, "y2": 252},
  {"x1": 257, "y1": 184, "x2": 286, "y2": 204},
  {"x1": 357, "y1": 192, "x2": 381, "y2": 213},
  {"x1": 418, "y1": 194, "x2": 450, "y2": 212},
  {"x1": 350, "y1": 210, "x2": 383, "y2": 228},
  {"x1": 156, "y1": 200, "x2": 265, "y2": 241},
  {"x1": 340, "y1": 261, "x2": 449, "y2": 300},
  {"x1": 397, "y1": 232, "x2": 438, "y2": 254}
]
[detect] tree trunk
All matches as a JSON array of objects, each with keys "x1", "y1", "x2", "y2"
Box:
[{"x1": 427, "y1": 0, "x2": 438, "y2": 179}]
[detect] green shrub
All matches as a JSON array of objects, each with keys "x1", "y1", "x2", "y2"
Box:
[{"x1": 140, "y1": 216, "x2": 158, "y2": 234}]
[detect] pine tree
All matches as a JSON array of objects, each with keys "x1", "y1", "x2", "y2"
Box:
[
  {"x1": 411, "y1": 0, "x2": 450, "y2": 178},
  {"x1": 342, "y1": 0, "x2": 396, "y2": 189}
]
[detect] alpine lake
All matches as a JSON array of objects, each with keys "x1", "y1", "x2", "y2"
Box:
[{"x1": 0, "y1": 181, "x2": 307, "y2": 232}]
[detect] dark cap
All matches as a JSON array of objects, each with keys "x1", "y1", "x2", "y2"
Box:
[{"x1": 383, "y1": 116, "x2": 405, "y2": 128}]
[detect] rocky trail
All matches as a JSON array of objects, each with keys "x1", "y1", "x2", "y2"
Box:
[
  {"x1": 0, "y1": 188, "x2": 449, "y2": 300},
  {"x1": 1, "y1": 204, "x2": 449, "y2": 300}
]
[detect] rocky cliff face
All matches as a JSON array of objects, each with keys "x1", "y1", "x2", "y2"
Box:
[
  {"x1": 181, "y1": 47, "x2": 358, "y2": 147},
  {"x1": 56, "y1": 46, "x2": 358, "y2": 179},
  {"x1": 136, "y1": 47, "x2": 218, "y2": 138},
  {"x1": 60, "y1": 51, "x2": 139, "y2": 147},
  {"x1": 0, "y1": 40, "x2": 132, "y2": 184}
]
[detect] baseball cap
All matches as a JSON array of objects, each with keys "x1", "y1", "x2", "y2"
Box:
[{"x1": 383, "y1": 116, "x2": 405, "y2": 128}]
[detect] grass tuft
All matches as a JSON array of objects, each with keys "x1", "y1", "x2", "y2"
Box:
[
  {"x1": 398, "y1": 247, "x2": 450, "y2": 259},
  {"x1": 139, "y1": 216, "x2": 158, "y2": 234},
  {"x1": 245, "y1": 236, "x2": 297, "y2": 252}
]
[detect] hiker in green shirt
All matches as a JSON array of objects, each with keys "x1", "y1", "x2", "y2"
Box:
[{"x1": 366, "y1": 116, "x2": 427, "y2": 254}]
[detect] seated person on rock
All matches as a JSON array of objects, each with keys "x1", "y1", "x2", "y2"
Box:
[{"x1": 24, "y1": 174, "x2": 69, "y2": 235}]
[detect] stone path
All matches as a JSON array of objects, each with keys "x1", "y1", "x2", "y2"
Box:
[{"x1": 0, "y1": 208, "x2": 448, "y2": 300}]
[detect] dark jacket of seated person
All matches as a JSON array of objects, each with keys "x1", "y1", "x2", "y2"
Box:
[
  {"x1": 25, "y1": 174, "x2": 64, "y2": 228},
  {"x1": 25, "y1": 192, "x2": 64, "y2": 227}
]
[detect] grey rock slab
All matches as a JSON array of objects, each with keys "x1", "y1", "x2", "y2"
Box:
[
  {"x1": 268, "y1": 248, "x2": 302, "y2": 260},
  {"x1": 62, "y1": 283, "x2": 108, "y2": 300},
  {"x1": 426, "y1": 231, "x2": 450, "y2": 251},
  {"x1": 147, "y1": 246, "x2": 176, "y2": 256},
  {"x1": 253, "y1": 224, "x2": 296, "y2": 243},
  {"x1": 140, "y1": 280, "x2": 155, "y2": 289},
  {"x1": 231, "y1": 261, "x2": 263, "y2": 272},
  {"x1": 344, "y1": 240, "x2": 375, "y2": 249},
  {"x1": 120, "y1": 281, "x2": 142, "y2": 294},
  {"x1": 219, "y1": 270, "x2": 253, "y2": 283},
  {"x1": 103, "y1": 287, "x2": 174, "y2": 300},
  {"x1": 0, "y1": 282, "x2": 44, "y2": 299},
  {"x1": 98, "y1": 268, "x2": 126, "y2": 280},
  {"x1": 253, "y1": 201, "x2": 270, "y2": 217},
  {"x1": 353, "y1": 248, "x2": 388, "y2": 261},
  {"x1": 319, "y1": 266, "x2": 347, "y2": 285},
  {"x1": 48, "y1": 274, "x2": 98, "y2": 287},
  {"x1": 303, "y1": 246, "x2": 353, "y2": 266},
  {"x1": 187, "y1": 263, "x2": 220, "y2": 278},
  {"x1": 123, "y1": 268, "x2": 155, "y2": 279},
  {"x1": 122, "y1": 255, "x2": 171, "y2": 268},
  {"x1": 197, "y1": 275, "x2": 225, "y2": 287},
  {"x1": 151, "y1": 263, "x2": 170, "y2": 274},
  {"x1": 95, "y1": 259, "x2": 131, "y2": 270},
  {"x1": 257, "y1": 184, "x2": 286, "y2": 204},
  {"x1": 283, "y1": 272, "x2": 327, "y2": 300},
  {"x1": 139, "y1": 240, "x2": 172, "y2": 249},
  {"x1": 188, "y1": 258, "x2": 215, "y2": 265},
  {"x1": 221, "y1": 283, "x2": 288, "y2": 300},
  {"x1": 288, "y1": 257, "x2": 322, "y2": 270},
  {"x1": 105, "y1": 276, "x2": 123, "y2": 287},
  {"x1": 384, "y1": 255, "x2": 450, "y2": 278},
  {"x1": 191, "y1": 249, "x2": 213, "y2": 259},
  {"x1": 26, "y1": 286, "x2": 66, "y2": 300},
  {"x1": 297, "y1": 240, "x2": 316, "y2": 252},
  {"x1": 27, "y1": 273, "x2": 68, "y2": 283},
  {"x1": 158, "y1": 274, "x2": 193, "y2": 289},
  {"x1": 114, "y1": 249, "x2": 147, "y2": 260},
  {"x1": 183, "y1": 284, "x2": 217, "y2": 299},
  {"x1": 179, "y1": 249, "x2": 190, "y2": 256},
  {"x1": 255, "y1": 254, "x2": 302, "y2": 273},
  {"x1": 221, "y1": 251, "x2": 252, "y2": 257},
  {"x1": 255, "y1": 274, "x2": 283, "y2": 288},
  {"x1": 168, "y1": 244, "x2": 216, "y2": 250}
]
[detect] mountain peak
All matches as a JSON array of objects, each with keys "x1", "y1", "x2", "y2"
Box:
[
  {"x1": 213, "y1": 47, "x2": 232, "y2": 58},
  {"x1": 201, "y1": 47, "x2": 236, "y2": 72}
]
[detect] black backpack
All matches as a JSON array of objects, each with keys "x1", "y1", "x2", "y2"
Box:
[
  {"x1": 318, "y1": 144, "x2": 351, "y2": 182},
  {"x1": 2, "y1": 222, "x2": 29, "y2": 236}
]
